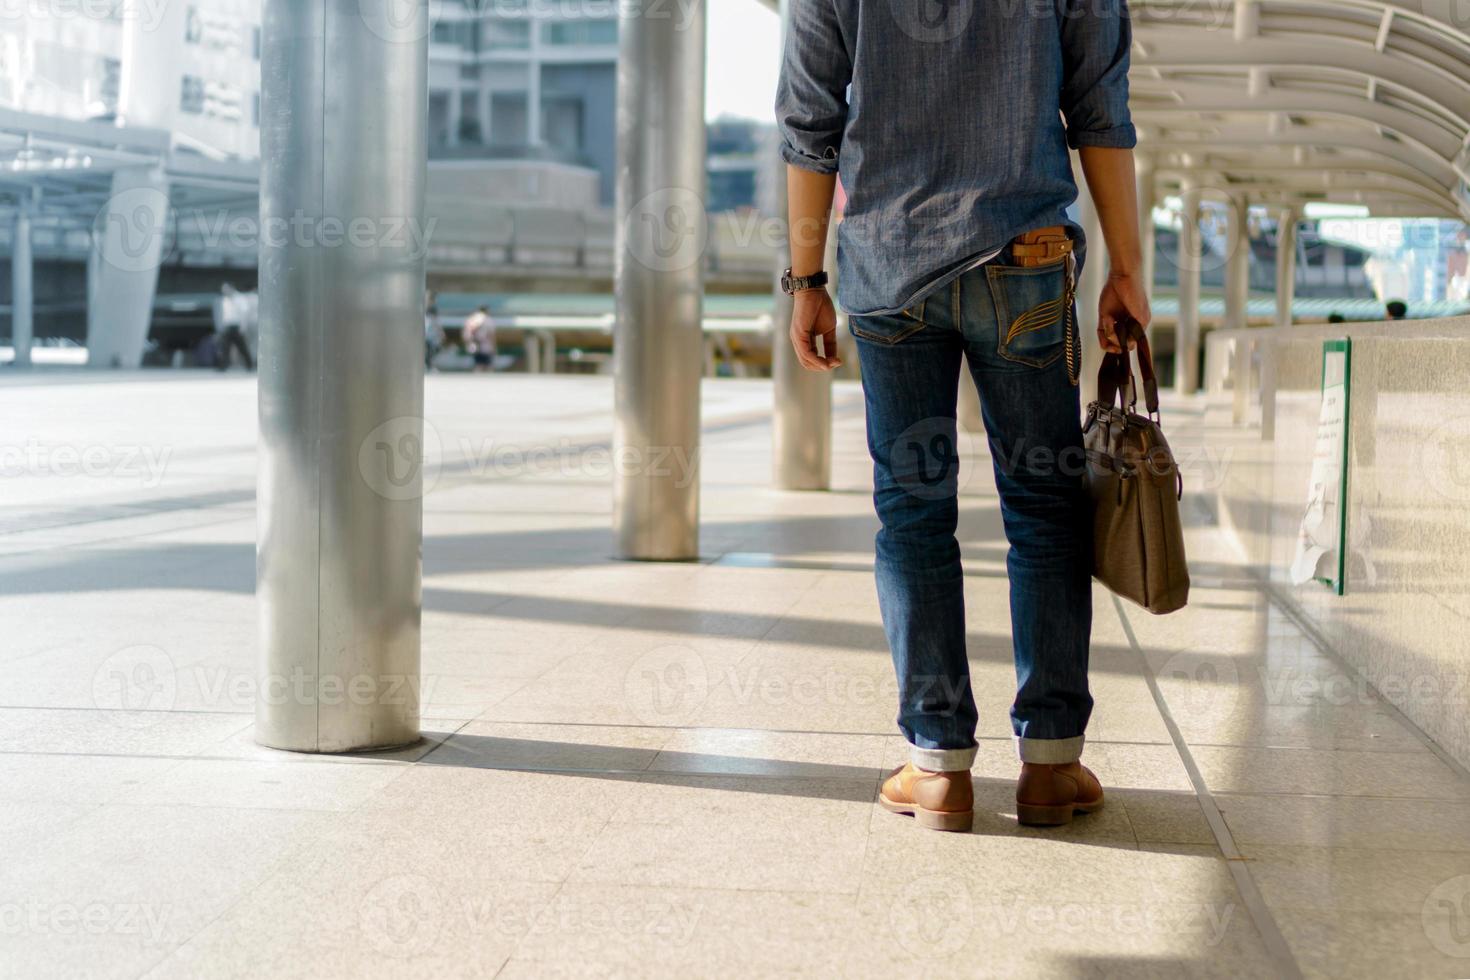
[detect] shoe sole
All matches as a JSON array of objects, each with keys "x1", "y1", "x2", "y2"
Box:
[
  {"x1": 878, "y1": 791, "x2": 974, "y2": 832},
  {"x1": 1015, "y1": 797, "x2": 1105, "y2": 827}
]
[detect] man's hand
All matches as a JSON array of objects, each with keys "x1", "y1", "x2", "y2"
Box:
[
  {"x1": 790, "y1": 288, "x2": 843, "y2": 371},
  {"x1": 1097, "y1": 271, "x2": 1151, "y2": 354}
]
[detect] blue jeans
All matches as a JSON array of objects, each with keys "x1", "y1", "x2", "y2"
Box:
[{"x1": 851, "y1": 256, "x2": 1093, "y2": 770}]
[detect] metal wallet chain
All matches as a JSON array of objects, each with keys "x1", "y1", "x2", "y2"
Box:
[{"x1": 1063, "y1": 252, "x2": 1079, "y2": 387}]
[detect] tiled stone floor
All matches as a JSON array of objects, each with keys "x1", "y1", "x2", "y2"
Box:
[{"x1": 4, "y1": 371, "x2": 1470, "y2": 978}]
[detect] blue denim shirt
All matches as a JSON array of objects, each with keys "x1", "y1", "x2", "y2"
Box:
[{"x1": 776, "y1": 0, "x2": 1136, "y2": 316}]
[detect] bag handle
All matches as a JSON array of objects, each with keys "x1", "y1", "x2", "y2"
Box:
[{"x1": 1095, "y1": 318, "x2": 1160, "y2": 418}]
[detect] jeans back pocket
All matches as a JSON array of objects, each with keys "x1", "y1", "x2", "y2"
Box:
[
  {"x1": 987, "y1": 263, "x2": 1068, "y2": 368},
  {"x1": 850, "y1": 309, "x2": 926, "y2": 346}
]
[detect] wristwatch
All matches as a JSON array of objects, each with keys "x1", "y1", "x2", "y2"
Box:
[{"x1": 781, "y1": 268, "x2": 829, "y2": 294}]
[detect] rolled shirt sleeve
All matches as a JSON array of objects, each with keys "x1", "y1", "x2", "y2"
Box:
[
  {"x1": 1059, "y1": 0, "x2": 1137, "y2": 149},
  {"x1": 775, "y1": 0, "x2": 852, "y2": 175}
]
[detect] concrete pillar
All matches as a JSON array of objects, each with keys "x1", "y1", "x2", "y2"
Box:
[
  {"x1": 447, "y1": 87, "x2": 462, "y2": 147},
  {"x1": 10, "y1": 196, "x2": 33, "y2": 368},
  {"x1": 770, "y1": 0, "x2": 831, "y2": 490},
  {"x1": 612, "y1": 0, "x2": 706, "y2": 559},
  {"x1": 1136, "y1": 154, "x2": 1157, "y2": 304},
  {"x1": 1175, "y1": 178, "x2": 1203, "y2": 394},
  {"x1": 117, "y1": 1, "x2": 187, "y2": 129},
  {"x1": 255, "y1": 0, "x2": 428, "y2": 752},
  {"x1": 1224, "y1": 195, "x2": 1251, "y2": 332},
  {"x1": 86, "y1": 166, "x2": 170, "y2": 368},
  {"x1": 1074, "y1": 153, "x2": 1106, "y2": 400},
  {"x1": 1275, "y1": 205, "x2": 1299, "y2": 328},
  {"x1": 1224, "y1": 196, "x2": 1253, "y2": 422}
]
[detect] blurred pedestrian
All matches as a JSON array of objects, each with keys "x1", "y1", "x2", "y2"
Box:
[
  {"x1": 425, "y1": 290, "x2": 444, "y2": 371},
  {"x1": 464, "y1": 305, "x2": 496, "y2": 373},
  {"x1": 214, "y1": 283, "x2": 254, "y2": 371}
]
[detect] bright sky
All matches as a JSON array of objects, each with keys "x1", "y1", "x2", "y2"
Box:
[{"x1": 705, "y1": 0, "x2": 782, "y2": 122}]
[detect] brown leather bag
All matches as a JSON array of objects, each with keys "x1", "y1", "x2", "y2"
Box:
[{"x1": 1082, "y1": 320, "x2": 1190, "y2": 615}]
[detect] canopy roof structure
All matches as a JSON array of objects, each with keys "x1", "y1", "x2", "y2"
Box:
[{"x1": 1131, "y1": 0, "x2": 1470, "y2": 220}]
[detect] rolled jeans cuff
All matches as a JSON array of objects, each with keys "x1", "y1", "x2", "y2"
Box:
[
  {"x1": 909, "y1": 741, "x2": 977, "y2": 772},
  {"x1": 1016, "y1": 734, "x2": 1085, "y2": 765}
]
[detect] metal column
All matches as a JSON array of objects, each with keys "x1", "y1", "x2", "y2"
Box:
[
  {"x1": 11, "y1": 195, "x2": 32, "y2": 368},
  {"x1": 256, "y1": 0, "x2": 427, "y2": 752},
  {"x1": 769, "y1": 109, "x2": 831, "y2": 489},
  {"x1": 1224, "y1": 195, "x2": 1251, "y2": 331},
  {"x1": 612, "y1": 0, "x2": 707, "y2": 559},
  {"x1": 1175, "y1": 179, "x2": 1203, "y2": 394},
  {"x1": 1136, "y1": 155, "x2": 1157, "y2": 304},
  {"x1": 1274, "y1": 205, "x2": 1299, "y2": 328},
  {"x1": 1074, "y1": 154, "x2": 1106, "y2": 399}
]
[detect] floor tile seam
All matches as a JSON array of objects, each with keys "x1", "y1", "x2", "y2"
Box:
[{"x1": 1112, "y1": 594, "x2": 1305, "y2": 979}]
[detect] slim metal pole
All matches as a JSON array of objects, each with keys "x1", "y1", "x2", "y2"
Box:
[
  {"x1": 11, "y1": 196, "x2": 32, "y2": 368},
  {"x1": 1136, "y1": 154, "x2": 1156, "y2": 305},
  {"x1": 1176, "y1": 178, "x2": 1203, "y2": 394},
  {"x1": 256, "y1": 0, "x2": 427, "y2": 752},
  {"x1": 1074, "y1": 152, "x2": 1106, "y2": 399},
  {"x1": 769, "y1": 120, "x2": 831, "y2": 489},
  {"x1": 612, "y1": 0, "x2": 707, "y2": 559}
]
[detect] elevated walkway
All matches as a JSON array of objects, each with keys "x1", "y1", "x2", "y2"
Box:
[{"x1": 2, "y1": 373, "x2": 1466, "y2": 977}]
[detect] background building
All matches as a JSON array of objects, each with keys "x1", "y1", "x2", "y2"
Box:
[
  {"x1": 0, "y1": 1, "x2": 263, "y2": 159},
  {"x1": 427, "y1": 2, "x2": 619, "y2": 204}
]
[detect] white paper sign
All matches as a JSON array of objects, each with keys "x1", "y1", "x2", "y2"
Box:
[{"x1": 1290, "y1": 344, "x2": 1349, "y2": 589}]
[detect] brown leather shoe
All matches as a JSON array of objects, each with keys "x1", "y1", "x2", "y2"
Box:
[
  {"x1": 1016, "y1": 761, "x2": 1104, "y2": 827},
  {"x1": 879, "y1": 763, "x2": 974, "y2": 832}
]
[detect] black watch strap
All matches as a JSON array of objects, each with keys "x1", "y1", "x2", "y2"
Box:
[{"x1": 781, "y1": 268, "x2": 829, "y2": 294}]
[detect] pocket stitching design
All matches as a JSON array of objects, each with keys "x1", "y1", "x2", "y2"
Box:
[{"x1": 988, "y1": 264, "x2": 1065, "y2": 369}]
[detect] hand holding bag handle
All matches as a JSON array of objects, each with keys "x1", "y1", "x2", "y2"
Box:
[{"x1": 1095, "y1": 318, "x2": 1160, "y2": 419}]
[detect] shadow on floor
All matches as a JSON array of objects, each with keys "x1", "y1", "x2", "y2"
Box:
[{"x1": 392, "y1": 731, "x2": 1211, "y2": 855}]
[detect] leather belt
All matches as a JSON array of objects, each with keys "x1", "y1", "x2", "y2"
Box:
[{"x1": 1011, "y1": 225, "x2": 1074, "y2": 268}]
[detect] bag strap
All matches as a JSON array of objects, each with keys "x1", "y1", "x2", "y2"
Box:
[{"x1": 1095, "y1": 318, "x2": 1160, "y2": 418}]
